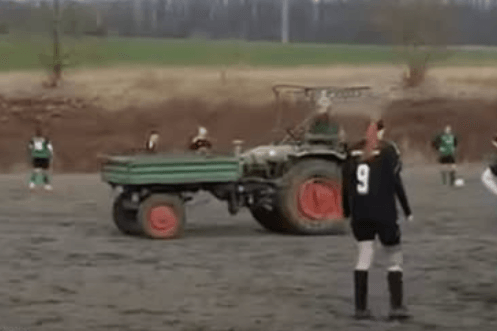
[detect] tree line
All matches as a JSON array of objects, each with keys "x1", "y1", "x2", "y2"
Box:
[{"x1": 1, "y1": 0, "x2": 497, "y2": 45}]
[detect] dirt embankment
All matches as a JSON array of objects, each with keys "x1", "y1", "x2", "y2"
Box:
[
  {"x1": 383, "y1": 98, "x2": 497, "y2": 163},
  {"x1": 0, "y1": 94, "x2": 496, "y2": 173}
]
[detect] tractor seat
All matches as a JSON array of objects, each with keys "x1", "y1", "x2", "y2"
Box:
[
  {"x1": 305, "y1": 121, "x2": 340, "y2": 145},
  {"x1": 304, "y1": 132, "x2": 339, "y2": 145}
]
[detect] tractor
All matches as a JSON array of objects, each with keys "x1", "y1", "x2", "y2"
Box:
[{"x1": 100, "y1": 84, "x2": 371, "y2": 239}]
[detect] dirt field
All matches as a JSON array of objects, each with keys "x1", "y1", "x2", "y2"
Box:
[
  {"x1": 0, "y1": 164, "x2": 496, "y2": 331},
  {"x1": 1, "y1": 64, "x2": 497, "y2": 330}
]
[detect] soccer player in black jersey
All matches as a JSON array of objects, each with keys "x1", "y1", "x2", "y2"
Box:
[{"x1": 342, "y1": 120, "x2": 413, "y2": 321}]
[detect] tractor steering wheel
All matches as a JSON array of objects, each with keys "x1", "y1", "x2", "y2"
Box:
[{"x1": 285, "y1": 127, "x2": 302, "y2": 142}]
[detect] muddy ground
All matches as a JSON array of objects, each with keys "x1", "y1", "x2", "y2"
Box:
[
  {"x1": 1, "y1": 65, "x2": 497, "y2": 331},
  {"x1": 0, "y1": 164, "x2": 496, "y2": 331}
]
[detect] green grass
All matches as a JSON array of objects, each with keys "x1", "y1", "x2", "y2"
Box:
[{"x1": 1, "y1": 35, "x2": 497, "y2": 71}]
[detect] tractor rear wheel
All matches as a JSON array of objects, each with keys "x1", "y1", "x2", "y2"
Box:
[
  {"x1": 138, "y1": 193, "x2": 185, "y2": 239},
  {"x1": 112, "y1": 195, "x2": 142, "y2": 236},
  {"x1": 277, "y1": 159, "x2": 348, "y2": 235}
]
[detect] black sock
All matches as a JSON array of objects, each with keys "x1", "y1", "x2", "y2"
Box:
[
  {"x1": 354, "y1": 270, "x2": 368, "y2": 311},
  {"x1": 387, "y1": 271, "x2": 403, "y2": 309},
  {"x1": 449, "y1": 170, "x2": 456, "y2": 186}
]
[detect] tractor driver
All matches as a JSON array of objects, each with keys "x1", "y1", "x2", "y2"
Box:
[
  {"x1": 308, "y1": 90, "x2": 340, "y2": 136},
  {"x1": 307, "y1": 91, "x2": 345, "y2": 150}
]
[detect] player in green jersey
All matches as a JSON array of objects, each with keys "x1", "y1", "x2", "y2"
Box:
[
  {"x1": 28, "y1": 126, "x2": 54, "y2": 191},
  {"x1": 432, "y1": 125, "x2": 458, "y2": 186}
]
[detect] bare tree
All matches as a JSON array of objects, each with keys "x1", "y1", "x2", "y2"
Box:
[
  {"x1": 375, "y1": 0, "x2": 456, "y2": 87},
  {"x1": 41, "y1": 0, "x2": 94, "y2": 88},
  {"x1": 45, "y1": 0, "x2": 63, "y2": 87}
]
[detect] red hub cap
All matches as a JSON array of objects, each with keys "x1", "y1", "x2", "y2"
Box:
[
  {"x1": 148, "y1": 206, "x2": 178, "y2": 236},
  {"x1": 297, "y1": 178, "x2": 343, "y2": 221}
]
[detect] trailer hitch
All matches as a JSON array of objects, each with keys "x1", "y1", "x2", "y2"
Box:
[{"x1": 227, "y1": 184, "x2": 245, "y2": 216}]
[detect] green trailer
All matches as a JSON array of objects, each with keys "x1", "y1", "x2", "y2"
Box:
[
  {"x1": 100, "y1": 84, "x2": 371, "y2": 239},
  {"x1": 101, "y1": 152, "x2": 256, "y2": 239}
]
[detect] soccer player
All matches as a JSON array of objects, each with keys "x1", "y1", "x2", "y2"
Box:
[
  {"x1": 342, "y1": 120, "x2": 413, "y2": 320},
  {"x1": 189, "y1": 126, "x2": 212, "y2": 154},
  {"x1": 481, "y1": 136, "x2": 497, "y2": 196},
  {"x1": 432, "y1": 125, "x2": 458, "y2": 186},
  {"x1": 28, "y1": 126, "x2": 54, "y2": 191}
]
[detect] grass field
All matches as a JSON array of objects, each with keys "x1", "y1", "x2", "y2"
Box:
[{"x1": 2, "y1": 35, "x2": 497, "y2": 71}]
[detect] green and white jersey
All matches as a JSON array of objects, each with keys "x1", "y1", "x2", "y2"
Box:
[
  {"x1": 432, "y1": 133, "x2": 458, "y2": 157},
  {"x1": 29, "y1": 137, "x2": 53, "y2": 159}
]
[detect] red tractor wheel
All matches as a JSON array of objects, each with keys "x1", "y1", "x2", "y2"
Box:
[
  {"x1": 138, "y1": 194, "x2": 185, "y2": 239},
  {"x1": 277, "y1": 159, "x2": 348, "y2": 235},
  {"x1": 297, "y1": 178, "x2": 343, "y2": 221}
]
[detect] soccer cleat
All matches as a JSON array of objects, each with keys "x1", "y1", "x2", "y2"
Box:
[
  {"x1": 388, "y1": 306, "x2": 411, "y2": 320},
  {"x1": 29, "y1": 182, "x2": 36, "y2": 190},
  {"x1": 354, "y1": 308, "x2": 373, "y2": 320},
  {"x1": 44, "y1": 184, "x2": 53, "y2": 191}
]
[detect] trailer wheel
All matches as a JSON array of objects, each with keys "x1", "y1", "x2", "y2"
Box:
[
  {"x1": 249, "y1": 204, "x2": 288, "y2": 233},
  {"x1": 138, "y1": 194, "x2": 185, "y2": 239},
  {"x1": 278, "y1": 159, "x2": 348, "y2": 235},
  {"x1": 113, "y1": 195, "x2": 142, "y2": 236}
]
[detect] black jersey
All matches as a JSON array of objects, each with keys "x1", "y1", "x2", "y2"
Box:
[
  {"x1": 342, "y1": 140, "x2": 411, "y2": 223},
  {"x1": 489, "y1": 156, "x2": 497, "y2": 176},
  {"x1": 189, "y1": 138, "x2": 212, "y2": 151}
]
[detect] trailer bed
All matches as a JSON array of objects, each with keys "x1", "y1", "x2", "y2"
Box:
[{"x1": 100, "y1": 153, "x2": 242, "y2": 186}]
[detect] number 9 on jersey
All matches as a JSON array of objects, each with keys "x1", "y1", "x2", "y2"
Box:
[{"x1": 357, "y1": 164, "x2": 370, "y2": 195}]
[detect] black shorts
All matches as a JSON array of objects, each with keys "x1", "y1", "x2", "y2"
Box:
[
  {"x1": 351, "y1": 219, "x2": 401, "y2": 246},
  {"x1": 32, "y1": 158, "x2": 50, "y2": 169},
  {"x1": 438, "y1": 155, "x2": 455, "y2": 164}
]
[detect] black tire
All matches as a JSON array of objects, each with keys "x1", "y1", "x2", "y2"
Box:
[
  {"x1": 137, "y1": 193, "x2": 185, "y2": 239},
  {"x1": 112, "y1": 195, "x2": 142, "y2": 236},
  {"x1": 249, "y1": 204, "x2": 288, "y2": 233},
  {"x1": 277, "y1": 159, "x2": 348, "y2": 235}
]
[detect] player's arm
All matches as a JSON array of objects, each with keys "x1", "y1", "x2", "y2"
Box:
[
  {"x1": 46, "y1": 140, "x2": 54, "y2": 159},
  {"x1": 431, "y1": 134, "x2": 440, "y2": 150},
  {"x1": 341, "y1": 157, "x2": 351, "y2": 218},
  {"x1": 481, "y1": 165, "x2": 497, "y2": 196},
  {"x1": 388, "y1": 146, "x2": 412, "y2": 217}
]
